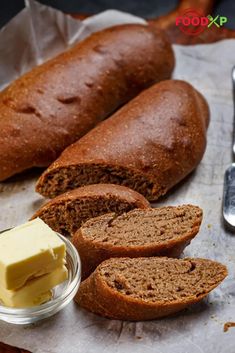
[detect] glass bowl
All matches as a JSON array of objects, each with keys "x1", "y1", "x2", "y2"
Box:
[{"x1": 0, "y1": 233, "x2": 81, "y2": 324}]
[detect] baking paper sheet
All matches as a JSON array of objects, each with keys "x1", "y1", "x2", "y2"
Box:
[{"x1": 0, "y1": 1, "x2": 235, "y2": 352}]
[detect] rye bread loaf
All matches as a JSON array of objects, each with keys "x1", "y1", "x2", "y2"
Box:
[
  {"x1": 0, "y1": 24, "x2": 174, "y2": 181},
  {"x1": 31, "y1": 184, "x2": 150, "y2": 236},
  {"x1": 75, "y1": 257, "x2": 227, "y2": 321},
  {"x1": 73, "y1": 205, "x2": 202, "y2": 279},
  {"x1": 36, "y1": 80, "x2": 209, "y2": 200}
]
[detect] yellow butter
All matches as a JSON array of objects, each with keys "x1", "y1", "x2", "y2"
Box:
[
  {"x1": 0, "y1": 265, "x2": 68, "y2": 308},
  {"x1": 0, "y1": 218, "x2": 66, "y2": 290}
]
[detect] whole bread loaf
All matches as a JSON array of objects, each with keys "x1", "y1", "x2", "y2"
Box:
[
  {"x1": 72, "y1": 204, "x2": 202, "y2": 278},
  {"x1": 31, "y1": 184, "x2": 149, "y2": 236},
  {"x1": 75, "y1": 257, "x2": 227, "y2": 321},
  {"x1": 0, "y1": 24, "x2": 174, "y2": 181},
  {"x1": 36, "y1": 80, "x2": 209, "y2": 200}
]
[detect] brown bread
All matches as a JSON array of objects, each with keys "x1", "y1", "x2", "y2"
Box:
[
  {"x1": 75, "y1": 257, "x2": 227, "y2": 321},
  {"x1": 31, "y1": 184, "x2": 150, "y2": 236},
  {"x1": 73, "y1": 205, "x2": 202, "y2": 278},
  {"x1": 36, "y1": 80, "x2": 209, "y2": 200},
  {"x1": 0, "y1": 24, "x2": 174, "y2": 181}
]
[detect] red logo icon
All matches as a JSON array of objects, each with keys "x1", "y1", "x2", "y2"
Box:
[
  {"x1": 176, "y1": 9, "x2": 208, "y2": 36},
  {"x1": 176, "y1": 8, "x2": 228, "y2": 36}
]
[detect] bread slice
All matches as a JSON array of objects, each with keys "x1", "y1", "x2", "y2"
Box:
[
  {"x1": 36, "y1": 80, "x2": 209, "y2": 200},
  {"x1": 72, "y1": 205, "x2": 202, "y2": 278},
  {"x1": 32, "y1": 184, "x2": 149, "y2": 236},
  {"x1": 75, "y1": 257, "x2": 227, "y2": 321}
]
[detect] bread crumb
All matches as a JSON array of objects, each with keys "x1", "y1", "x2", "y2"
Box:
[
  {"x1": 224, "y1": 322, "x2": 235, "y2": 332},
  {"x1": 207, "y1": 224, "x2": 212, "y2": 229}
]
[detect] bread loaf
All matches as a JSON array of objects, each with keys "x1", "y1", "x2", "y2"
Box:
[
  {"x1": 75, "y1": 257, "x2": 227, "y2": 321},
  {"x1": 31, "y1": 184, "x2": 150, "y2": 236},
  {"x1": 72, "y1": 205, "x2": 202, "y2": 278},
  {"x1": 0, "y1": 24, "x2": 174, "y2": 181},
  {"x1": 36, "y1": 80, "x2": 209, "y2": 200}
]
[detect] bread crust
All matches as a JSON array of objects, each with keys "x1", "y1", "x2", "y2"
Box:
[
  {"x1": 31, "y1": 184, "x2": 150, "y2": 235},
  {"x1": 0, "y1": 24, "x2": 174, "y2": 181},
  {"x1": 72, "y1": 205, "x2": 202, "y2": 278},
  {"x1": 36, "y1": 80, "x2": 209, "y2": 200},
  {"x1": 75, "y1": 257, "x2": 227, "y2": 321}
]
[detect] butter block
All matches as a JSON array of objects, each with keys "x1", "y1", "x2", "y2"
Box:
[
  {"x1": 0, "y1": 265, "x2": 68, "y2": 308},
  {"x1": 0, "y1": 218, "x2": 66, "y2": 290}
]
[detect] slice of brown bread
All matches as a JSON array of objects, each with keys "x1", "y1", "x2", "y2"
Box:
[
  {"x1": 75, "y1": 257, "x2": 227, "y2": 321},
  {"x1": 32, "y1": 184, "x2": 150, "y2": 236},
  {"x1": 72, "y1": 205, "x2": 202, "y2": 278},
  {"x1": 36, "y1": 80, "x2": 209, "y2": 200}
]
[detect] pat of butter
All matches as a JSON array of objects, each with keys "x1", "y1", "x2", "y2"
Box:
[
  {"x1": 0, "y1": 266, "x2": 68, "y2": 308},
  {"x1": 0, "y1": 218, "x2": 66, "y2": 290}
]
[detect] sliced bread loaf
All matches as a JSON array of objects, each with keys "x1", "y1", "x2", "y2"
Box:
[
  {"x1": 36, "y1": 80, "x2": 209, "y2": 200},
  {"x1": 75, "y1": 257, "x2": 227, "y2": 321},
  {"x1": 0, "y1": 24, "x2": 174, "y2": 181},
  {"x1": 72, "y1": 205, "x2": 202, "y2": 278},
  {"x1": 31, "y1": 184, "x2": 149, "y2": 236}
]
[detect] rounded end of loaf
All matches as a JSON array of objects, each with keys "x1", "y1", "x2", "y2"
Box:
[{"x1": 35, "y1": 79, "x2": 209, "y2": 201}]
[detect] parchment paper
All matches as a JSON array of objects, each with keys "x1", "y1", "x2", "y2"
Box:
[{"x1": 0, "y1": 1, "x2": 235, "y2": 352}]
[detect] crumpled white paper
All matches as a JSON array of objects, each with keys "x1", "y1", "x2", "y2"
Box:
[{"x1": 0, "y1": 1, "x2": 235, "y2": 352}]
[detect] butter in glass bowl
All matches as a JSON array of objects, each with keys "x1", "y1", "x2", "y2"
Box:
[{"x1": 0, "y1": 218, "x2": 68, "y2": 308}]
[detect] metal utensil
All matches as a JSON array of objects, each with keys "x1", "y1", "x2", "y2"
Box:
[{"x1": 222, "y1": 66, "x2": 235, "y2": 228}]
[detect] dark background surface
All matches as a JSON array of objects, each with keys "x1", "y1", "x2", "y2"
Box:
[{"x1": 0, "y1": 0, "x2": 235, "y2": 29}]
